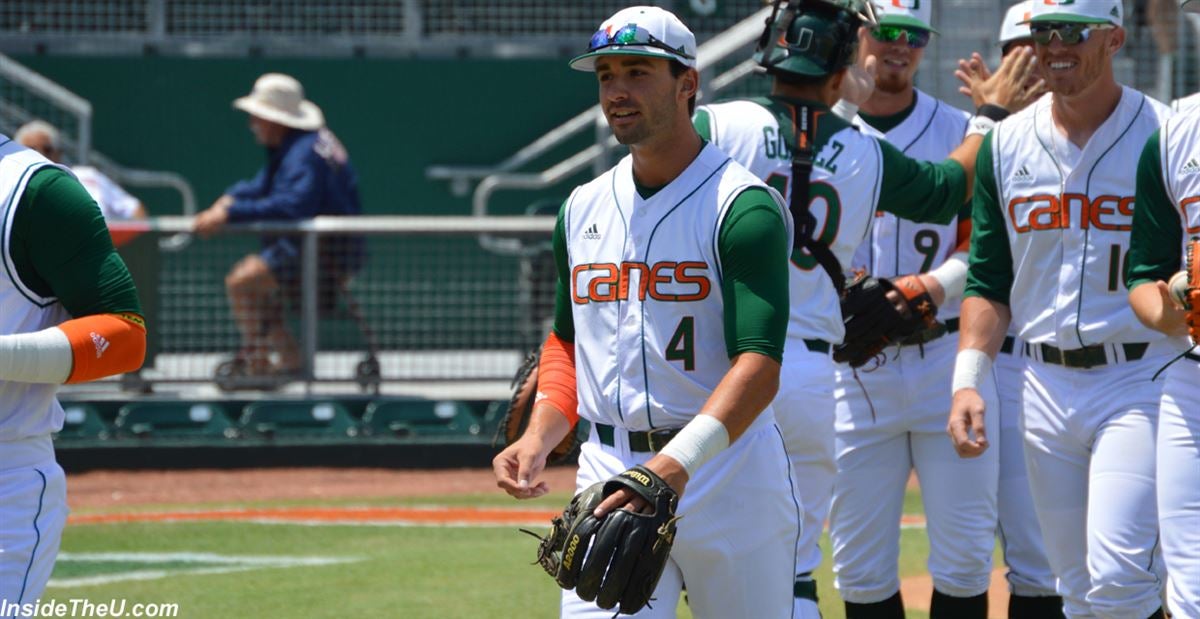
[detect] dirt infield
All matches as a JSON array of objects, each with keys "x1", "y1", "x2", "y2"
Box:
[
  {"x1": 66, "y1": 466, "x2": 1010, "y2": 617},
  {"x1": 67, "y1": 466, "x2": 580, "y2": 509}
]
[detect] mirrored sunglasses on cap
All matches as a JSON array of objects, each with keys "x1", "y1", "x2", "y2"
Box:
[
  {"x1": 870, "y1": 25, "x2": 931, "y2": 49},
  {"x1": 1029, "y1": 22, "x2": 1114, "y2": 45},
  {"x1": 588, "y1": 23, "x2": 695, "y2": 60}
]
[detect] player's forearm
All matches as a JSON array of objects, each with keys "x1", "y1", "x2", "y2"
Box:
[
  {"x1": 0, "y1": 313, "x2": 146, "y2": 384},
  {"x1": 1129, "y1": 281, "x2": 1188, "y2": 337},
  {"x1": 946, "y1": 134, "x2": 984, "y2": 200},
  {"x1": 958, "y1": 296, "x2": 1011, "y2": 358},
  {"x1": 696, "y1": 352, "x2": 780, "y2": 443}
]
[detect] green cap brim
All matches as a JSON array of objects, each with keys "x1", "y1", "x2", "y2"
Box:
[
  {"x1": 1023, "y1": 13, "x2": 1112, "y2": 24},
  {"x1": 569, "y1": 46, "x2": 694, "y2": 72},
  {"x1": 877, "y1": 15, "x2": 938, "y2": 35}
]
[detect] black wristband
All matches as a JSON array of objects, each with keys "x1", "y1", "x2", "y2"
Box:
[{"x1": 976, "y1": 104, "x2": 1011, "y2": 122}]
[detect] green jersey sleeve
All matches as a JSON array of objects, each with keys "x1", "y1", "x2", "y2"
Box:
[
  {"x1": 876, "y1": 139, "x2": 968, "y2": 225},
  {"x1": 1126, "y1": 130, "x2": 1182, "y2": 289},
  {"x1": 717, "y1": 187, "x2": 789, "y2": 362},
  {"x1": 10, "y1": 167, "x2": 142, "y2": 318},
  {"x1": 963, "y1": 132, "x2": 1014, "y2": 305},
  {"x1": 550, "y1": 200, "x2": 576, "y2": 343}
]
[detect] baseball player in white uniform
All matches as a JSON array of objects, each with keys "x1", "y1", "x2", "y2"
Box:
[
  {"x1": 0, "y1": 138, "x2": 147, "y2": 613},
  {"x1": 492, "y1": 7, "x2": 802, "y2": 618},
  {"x1": 980, "y1": 5, "x2": 1065, "y2": 616},
  {"x1": 825, "y1": 2, "x2": 1002, "y2": 616},
  {"x1": 1126, "y1": 1, "x2": 1200, "y2": 608},
  {"x1": 949, "y1": 1, "x2": 1170, "y2": 617},
  {"x1": 692, "y1": 1, "x2": 1035, "y2": 616}
]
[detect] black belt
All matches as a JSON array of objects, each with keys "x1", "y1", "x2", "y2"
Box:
[
  {"x1": 899, "y1": 317, "x2": 959, "y2": 347},
  {"x1": 596, "y1": 423, "x2": 680, "y2": 453},
  {"x1": 999, "y1": 335, "x2": 1016, "y2": 355},
  {"x1": 804, "y1": 339, "x2": 830, "y2": 354},
  {"x1": 1024, "y1": 342, "x2": 1149, "y2": 369}
]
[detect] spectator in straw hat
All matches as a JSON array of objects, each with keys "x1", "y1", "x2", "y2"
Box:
[{"x1": 193, "y1": 72, "x2": 363, "y2": 389}]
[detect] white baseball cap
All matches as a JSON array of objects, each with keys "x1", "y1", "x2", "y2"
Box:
[
  {"x1": 233, "y1": 73, "x2": 324, "y2": 131},
  {"x1": 873, "y1": 0, "x2": 937, "y2": 34},
  {"x1": 1025, "y1": 0, "x2": 1123, "y2": 27},
  {"x1": 999, "y1": 1, "x2": 1033, "y2": 46},
  {"x1": 569, "y1": 6, "x2": 698, "y2": 72}
]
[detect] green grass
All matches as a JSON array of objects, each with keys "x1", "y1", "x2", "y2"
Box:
[{"x1": 49, "y1": 487, "x2": 964, "y2": 619}]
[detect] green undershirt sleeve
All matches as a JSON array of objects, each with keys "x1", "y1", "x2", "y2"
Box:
[
  {"x1": 1126, "y1": 130, "x2": 1183, "y2": 289},
  {"x1": 717, "y1": 187, "x2": 789, "y2": 362},
  {"x1": 550, "y1": 200, "x2": 575, "y2": 343},
  {"x1": 877, "y1": 139, "x2": 967, "y2": 225},
  {"x1": 963, "y1": 132, "x2": 1014, "y2": 305},
  {"x1": 11, "y1": 167, "x2": 142, "y2": 317},
  {"x1": 693, "y1": 107, "x2": 713, "y2": 141}
]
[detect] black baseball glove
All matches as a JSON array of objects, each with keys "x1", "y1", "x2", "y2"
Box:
[
  {"x1": 527, "y1": 465, "x2": 680, "y2": 615},
  {"x1": 833, "y1": 272, "x2": 939, "y2": 368},
  {"x1": 496, "y1": 346, "x2": 581, "y2": 465}
]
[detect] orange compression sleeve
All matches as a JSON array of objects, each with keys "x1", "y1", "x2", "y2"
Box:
[
  {"x1": 58, "y1": 313, "x2": 147, "y2": 384},
  {"x1": 538, "y1": 332, "x2": 579, "y2": 426},
  {"x1": 955, "y1": 218, "x2": 973, "y2": 253}
]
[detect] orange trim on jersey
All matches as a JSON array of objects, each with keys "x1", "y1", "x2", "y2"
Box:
[
  {"x1": 59, "y1": 313, "x2": 147, "y2": 384},
  {"x1": 538, "y1": 332, "x2": 579, "y2": 427},
  {"x1": 954, "y1": 218, "x2": 972, "y2": 253}
]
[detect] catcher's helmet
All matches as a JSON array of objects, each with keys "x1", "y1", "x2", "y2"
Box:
[{"x1": 755, "y1": 0, "x2": 877, "y2": 78}]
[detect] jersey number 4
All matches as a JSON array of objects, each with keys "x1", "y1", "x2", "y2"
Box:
[{"x1": 666, "y1": 316, "x2": 695, "y2": 371}]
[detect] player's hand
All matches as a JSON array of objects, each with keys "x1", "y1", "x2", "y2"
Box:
[
  {"x1": 839, "y1": 54, "x2": 877, "y2": 107},
  {"x1": 192, "y1": 195, "x2": 233, "y2": 238},
  {"x1": 966, "y1": 47, "x2": 1045, "y2": 115},
  {"x1": 492, "y1": 434, "x2": 555, "y2": 499},
  {"x1": 956, "y1": 53, "x2": 993, "y2": 106},
  {"x1": 948, "y1": 387, "x2": 989, "y2": 458},
  {"x1": 592, "y1": 453, "x2": 688, "y2": 518}
]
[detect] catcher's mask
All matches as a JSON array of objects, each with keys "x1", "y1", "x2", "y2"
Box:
[{"x1": 755, "y1": 0, "x2": 878, "y2": 78}]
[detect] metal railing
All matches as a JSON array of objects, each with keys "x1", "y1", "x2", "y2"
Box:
[
  {"x1": 97, "y1": 216, "x2": 556, "y2": 396},
  {"x1": 0, "y1": 51, "x2": 197, "y2": 219}
]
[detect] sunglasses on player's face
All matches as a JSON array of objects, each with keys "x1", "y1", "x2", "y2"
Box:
[
  {"x1": 869, "y1": 25, "x2": 931, "y2": 49},
  {"x1": 1029, "y1": 22, "x2": 1114, "y2": 46}
]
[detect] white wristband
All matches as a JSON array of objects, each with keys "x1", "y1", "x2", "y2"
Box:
[
  {"x1": 0, "y1": 327, "x2": 72, "y2": 384},
  {"x1": 832, "y1": 99, "x2": 859, "y2": 121},
  {"x1": 928, "y1": 252, "x2": 969, "y2": 301},
  {"x1": 965, "y1": 115, "x2": 997, "y2": 138},
  {"x1": 659, "y1": 414, "x2": 730, "y2": 478},
  {"x1": 952, "y1": 348, "x2": 992, "y2": 395}
]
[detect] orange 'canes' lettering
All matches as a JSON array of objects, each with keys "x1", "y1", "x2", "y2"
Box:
[
  {"x1": 1008, "y1": 193, "x2": 1135, "y2": 232},
  {"x1": 1181, "y1": 196, "x2": 1200, "y2": 234},
  {"x1": 573, "y1": 261, "x2": 713, "y2": 303}
]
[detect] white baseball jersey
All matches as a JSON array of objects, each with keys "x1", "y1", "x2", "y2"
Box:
[
  {"x1": 853, "y1": 89, "x2": 971, "y2": 319},
  {"x1": 563, "y1": 142, "x2": 791, "y2": 431},
  {"x1": 697, "y1": 99, "x2": 882, "y2": 345},
  {"x1": 695, "y1": 97, "x2": 969, "y2": 345},
  {"x1": 1172, "y1": 91, "x2": 1200, "y2": 113},
  {"x1": 0, "y1": 139, "x2": 71, "y2": 442},
  {"x1": 976, "y1": 88, "x2": 1171, "y2": 346}
]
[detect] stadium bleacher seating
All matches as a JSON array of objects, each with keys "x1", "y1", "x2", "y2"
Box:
[
  {"x1": 114, "y1": 402, "x2": 236, "y2": 439},
  {"x1": 361, "y1": 399, "x2": 481, "y2": 438},
  {"x1": 56, "y1": 403, "x2": 111, "y2": 441},
  {"x1": 240, "y1": 401, "x2": 359, "y2": 439}
]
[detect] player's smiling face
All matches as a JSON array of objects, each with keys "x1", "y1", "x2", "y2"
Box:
[
  {"x1": 1036, "y1": 25, "x2": 1122, "y2": 98},
  {"x1": 860, "y1": 27, "x2": 925, "y2": 94},
  {"x1": 595, "y1": 55, "x2": 685, "y2": 146}
]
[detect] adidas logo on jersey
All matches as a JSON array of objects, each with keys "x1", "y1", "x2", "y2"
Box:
[
  {"x1": 582, "y1": 223, "x2": 602, "y2": 240},
  {"x1": 1182, "y1": 158, "x2": 1200, "y2": 176},
  {"x1": 90, "y1": 331, "x2": 110, "y2": 358},
  {"x1": 1012, "y1": 164, "x2": 1034, "y2": 184}
]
